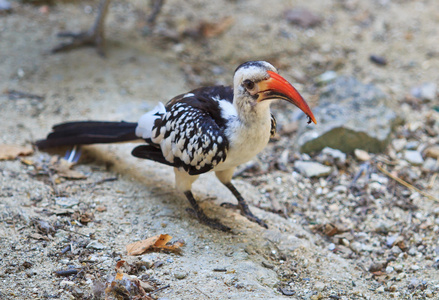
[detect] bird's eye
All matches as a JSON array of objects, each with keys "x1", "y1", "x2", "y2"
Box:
[{"x1": 243, "y1": 79, "x2": 255, "y2": 90}]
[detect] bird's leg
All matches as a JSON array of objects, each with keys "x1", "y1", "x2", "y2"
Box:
[
  {"x1": 215, "y1": 169, "x2": 267, "y2": 228},
  {"x1": 184, "y1": 191, "x2": 230, "y2": 232},
  {"x1": 222, "y1": 182, "x2": 268, "y2": 229},
  {"x1": 52, "y1": 0, "x2": 111, "y2": 56},
  {"x1": 174, "y1": 168, "x2": 230, "y2": 231}
]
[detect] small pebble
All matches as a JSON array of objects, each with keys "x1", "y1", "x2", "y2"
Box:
[
  {"x1": 0, "y1": 0, "x2": 11, "y2": 12},
  {"x1": 403, "y1": 150, "x2": 424, "y2": 165},
  {"x1": 86, "y1": 241, "x2": 105, "y2": 250},
  {"x1": 392, "y1": 139, "x2": 406, "y2": 152},
  {"x1": 294, "y1": 161, "x2": 332, "y2": 178},
  {"x1": 386, "y1": 266, "x2": 394, "y2": 274},
  {"x1": 315, "y1": 71, "x2": 337, "y2": 85},
  {"x1": 370, "y1": 55, "x2": 387, "y2": 66},
  {"x1": 174, "y1": 271, "x2": 188, "y2": 280},
  {"x1": 322, "y1": 147, "x2": 346, "y2": 163},
  {"x1": 410, "y1": 265, "x2": 420, "y2": 271},
  {"x1": 391, "y1": 246, "x2": 402, "y2": 255},
  {"x1": 354, "y1": 149, "x2": 371, "y2": 161},
  {"x1": 425, "y1": 146, "x2": 439, "y2": 159},
  {"x1": 423, "y1": 158, "x2": 439, "y2": 172},
  {"x1": 376, "y1": 285, "x2": 385, "y2": 293},
  {"x1": 411, "y1": 82, "x2": 437, "y2": 101},
  {"x1": 55, "y1": 197, "x2": 79, "y2": 208}
]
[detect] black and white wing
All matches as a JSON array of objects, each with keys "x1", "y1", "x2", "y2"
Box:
[{"x1": 133, "y1": 86, "x2": 233, "y2": 175}]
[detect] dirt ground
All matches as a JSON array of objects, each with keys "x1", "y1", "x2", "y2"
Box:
[{"x1": 1, "y1": 0, "x2": 439, "y2": 299}]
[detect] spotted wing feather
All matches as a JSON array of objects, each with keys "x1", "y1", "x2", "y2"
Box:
[{"x1": 135, "y1": 87, "x2": 232, "y2": 176}]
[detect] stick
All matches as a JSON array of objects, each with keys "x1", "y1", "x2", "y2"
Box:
[{"x1": 376, "y1": 163, "x2": 439, "y2": 202}]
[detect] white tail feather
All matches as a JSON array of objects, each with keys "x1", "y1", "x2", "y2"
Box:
[{"x1": 135, "y1": 102, "x2": 166, "y2": 139}]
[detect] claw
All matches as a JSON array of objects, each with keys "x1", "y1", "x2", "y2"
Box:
[{"x1": 221, "y1": 201, "x2": 268, "y2": 229}]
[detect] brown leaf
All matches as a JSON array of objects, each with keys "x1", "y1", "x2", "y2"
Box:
[
  {"x1": 28, "y1": 233, "x2": 50, "y2": 241},
  {"x1": 0, "y1": 144, "x2": 33, "y2": 160},
  {"x1": 127, "y1": 236, "x2": 160, "y2": 256},
  {"x1": 154, "y1": 234, "x2": 173, "y2": 247},
  {"x1": 126, "y1": 234, "x2": 184, "y2": 256},
  {"x1": 105, "y1": 269, "x2": 154, "y2": 300},
  {"x1": 323, "y1": 223, "x2": 339, "y2": 236}
]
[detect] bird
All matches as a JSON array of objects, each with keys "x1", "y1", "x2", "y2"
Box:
[{"x1": 36, "y1": 61, "x2": 316, "y2": 231}]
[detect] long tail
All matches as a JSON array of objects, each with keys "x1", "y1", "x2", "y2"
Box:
[{"x1": 36, "y1": 121, "x2": 139, "y2": 149}]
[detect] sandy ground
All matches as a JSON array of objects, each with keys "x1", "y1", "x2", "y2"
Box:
[{"x1": 1, "y1": 0, "x2": 439, "y2": 299}]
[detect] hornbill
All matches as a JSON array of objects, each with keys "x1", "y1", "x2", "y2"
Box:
[{"x1": 37, "y1": 61, "x2": 316, "y2": 231}]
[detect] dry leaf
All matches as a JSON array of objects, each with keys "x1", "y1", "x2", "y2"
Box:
[
  {"x1": 127, "y1": 236, "x2": 160, "y2": 256},
  {"x1": 28, "y1": 233, "x2": 50, "y2": 241},
  {"x1": 105, "y1": 271, "x2": 153, "y2": 300},
  {"x1": 0, "y1": 144, "x2": 33, "y2": 160},
  {"x1": 126, "y1": 234, "x2": 184, "y2": 255}
]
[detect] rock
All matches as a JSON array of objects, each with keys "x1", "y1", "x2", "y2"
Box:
[
  {"x1": 354, "y1": 149, "x2": 371, "y2": 161},
  {"x1": 410, "y1": 265, "x2": 420, "y2": 271},
  {"x1": 55, "y1": 197, "x2": 79, "y2": 208},
  {"x1": 386, "y1": 266, "x2": 394, "y2": 274},
  {"x1": 293, "y1": 161, "x2": 331, "y2": 177},
  {"x1": 405, "y1": 141, "x2": 419, "y2": 150},
  {"x1": 392, "y1": 139, "x2": 407, "y2": 152},
  {"x1": 315, "y1": 71, "x2": 337, "y2": 85},
  {"x1": 314, "y1": 281, "x2": 326, "y2": 292},
  {"x1": 174, "y1": 270, "x2": 188, "y2": 279},
  {"x1": 284, "y1": 7, "x2": 322, "y2": 28},
  {"x1": 423, "y1": 158, "x2": 439, "y2": 172},
  {"x1": 403, "y1": 150, "x2": 424, "y2": 165},
  {"x1": 391, "y1": 246, "x2": 402, "y2": 255},
  {"x1": 86, "y1": 241, "x2": 106, "y2": 250},
  {"x1": 425, "y1": 146, "x2": 439, "y2": 159},
  {"x1": 296, "y1": 77, "x2": 397, "y2": 153},
  {"x1": 386, "y1": 235, "x2": 399, "y2": 247},
  {"x1": 0, "y1": 0, "x2": 11, "y2": 12},
  {"x1": 321, "y1": 147, "x2": 346, "y2": 163},
  {"x1": 411, "y1": 82, "x2": 437, "y2": 101},
  {"x1": 369, "y1": 55, "x2": 387, "y2": 66}
]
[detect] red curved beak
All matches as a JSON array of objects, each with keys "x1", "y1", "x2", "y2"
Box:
[{"x1": 257, "y1": 70, "x2": 317, "y2": 124}]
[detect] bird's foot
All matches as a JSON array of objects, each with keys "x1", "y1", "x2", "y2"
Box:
[
  {"x1": 186, "y1": 208, "x2": 231, "y2": 232},
  {"x1": 220, "y1": 202, "x2": 268, "y2": 229},
  {"x1": 52, "y1": 30, "x2": 105, "y2": 56}
]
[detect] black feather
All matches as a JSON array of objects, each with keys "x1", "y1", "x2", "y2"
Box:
[{"x1": 36, "y1": 121, "x2": 138, "y2": 149}]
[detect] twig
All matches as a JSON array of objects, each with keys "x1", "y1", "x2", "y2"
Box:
[
  {"x1": 6, "y1": 89, "x2": 44, "y2": 101},
  {"x1": 149, "y1": 284, "x2": 170, "y2": 295},
  {"x1": 376, "y1": 163, "x2": 439, "y2": 202},
  {"x1": 195, "y1": 287, "x2": 211, "y2": 299}
]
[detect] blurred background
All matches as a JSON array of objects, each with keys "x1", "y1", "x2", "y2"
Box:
[{"x1": 1, "y1": 0, "x2": 439, "y2": 299}]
